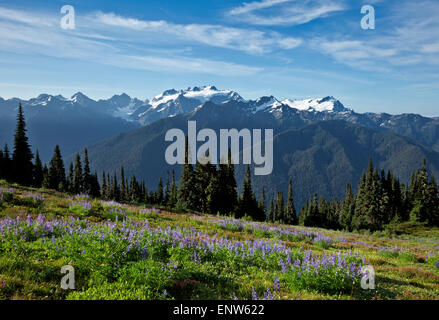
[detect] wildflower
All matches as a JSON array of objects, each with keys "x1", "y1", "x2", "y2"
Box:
[
  {"x1": 274, "y1": 276, "x2": 280, "y2": 291},
  {"x1": 251, "y1": 287, "x2": 258, "y2": 300}
]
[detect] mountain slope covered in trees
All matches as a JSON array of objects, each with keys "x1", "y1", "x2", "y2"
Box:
[{"x1": 75, "y1": 101, "x2": 439, "y2": 209}]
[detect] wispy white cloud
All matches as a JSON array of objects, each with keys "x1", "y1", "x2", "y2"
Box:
[
  {"x1": 229, "y1": 0, "x2": 291, "y2": 15},
  {"x1": 311, "y1": 1, "x2": 439, "y2": 74},
  {"x1": 0, "y1": 6, "x2": 263, "y2": 77},
  {"x1": 227, "y1": 0, "x2": 346, "y2": 26},
  {"x1": 0, "y1": 6, "x2": 55, "y2": 27},
  {"x1": 93, "y1": 12, "x2": 302, "y2": 54},
  {"x1": 107, "y1": 55, "x2": 262, "y2": 76}
]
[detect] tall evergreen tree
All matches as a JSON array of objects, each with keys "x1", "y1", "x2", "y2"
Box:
[
  {"x1": 33, "y1": 150, "x2": 44, "y2": 188},
  {"x1": 258, "y1": 187, "x2": 266, "y2": 221},
  {"x1": 90, "y1": 171, "x2": 101, "y2": 198},
  {"x1": 165, "y1": 171, "x2": 170, "y2": 206},
  {"x1": 237, "y1": 165, "x2": 261, "y2": 220},
  {"x1": 268, "y1": 198, "x2": 275, "y2": 222},
  {"x1": 48, "y1": 145, "x2": 66, "y2": 191},
  {"x1": 157, "y1": 177, "x2": 164, "y2": 205},
  {"x1": 101, "y1": 171, "x2": 107, "y2": 199},
  {"x1": 73, "y1": 153, "x2": 83, "y2": 194},
  {"x1": 339, "y1": 183, "x2": 355, "y2": 230},
  {"x1": 177, "y1": 136, "x2": 198, "y2": 211},
  {"x1": 284, "y1": 178, "x2": 298, "y2": 225},
  {"x1": 275, "y1": 191, "x2": 285, "y2": 223},
  {"x1": 42, "y1": 164, "x2": 50, "y2": 189},
  {"x1": 12, "y1": 104, "x2": 33, "y2": 185},
  {"x1": 194, "y1": 155, "x2": 217, "y2": 213},
  {"x1": 120, "y1": 166, "x2": 126, "y2": 201},
  {"x1": 82, "y1": 148, "x2": 92, "y2": 195},
  {"x1": 168, "y1": 169, "x2": 178, "y2": 209}
]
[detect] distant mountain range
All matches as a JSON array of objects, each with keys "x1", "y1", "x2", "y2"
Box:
[{"x1": 2, "y1": 85, "x2": 439, "y2": 207}]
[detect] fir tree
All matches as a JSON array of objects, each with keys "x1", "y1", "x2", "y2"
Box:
[
  {"x1": 42, "y1": 164, "x2": 50, "y2": 189},
  {"x1": 67, "y1": 162, "x2": 74, "y2": 193},
  {"x1": 258, "y1": 187, "x2": 266, "y2": 221},
  {"x1": 101, "y1": 171, "x2": 107, "y2": 199},
  {"x1": 12, "y1": 104, "x2": 33, "y2": 185},
  {"x1": 237, "y1": 165, "x2": 261, "y2": 220},
  {"x1": 90, "y1": 171, "x2": 101, "y2": 198},
  {"x1": 73, "y1": 153, "x2": 83, "y2": 194},
  {"x1": 268, "y1": 198, "x2": 275, "y2": 222},
  {"x1": 33, "y1": 150, "x2": 44, "y2": 188},
  {"x1": 284, "y1": 178, "x2": 298, "y2": 225},
  {"x1": 120, "y1": 167, "x2": 126, "y2": 202},
  {"x1": 47, "y1": 145, "x2": 66, "y2": 191},
  {"x1": 165, "y1": 171, "x2": 170, "y2": 206},
  {"x1": 168, "y1": 169, "x2": 178, "y2": 209},
  {"x1": 177, "y1": 136, "x2": 198, "y2": 211},
  {"x1": 275, "y1": 191, "x2": 285, "y2": 223},
  {"x1": 82, "y1": 148, "x2": 92, "y2": 195},
  {"x1": 339, "y1": 183, "x2": 354, "y2": 231},
  {"x1": 157, "y1": 177, "x2": 164, "y2": 205}
]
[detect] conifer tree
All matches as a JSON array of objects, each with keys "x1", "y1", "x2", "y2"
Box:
[
  {"x1": 268, "y1": 198, "x2": 275, "y2": 222},
  {"x1": 168, "y1": 169, "x2": 178, "y2": 209},
  {"x1": 90, "y1": 171, "x2": 101, "y2": 198},
  {"x1": 12, "y1": 104, "x2": 33, "y2": 185},
  {"x1": 237, "y1": 165, "x2": 261, "y2": 220},
  {"x1": 157, "y1": 177, "x2": 164, "y2": 205},
  {"x1": 165, "y1": 171, "x2": 170, "y2": 206},
  {"x1": 195, "y1": 155, "x2": 217, "y2": 213},
  {"x1": 177, "y1": 136, "x2": 198, "y2": 211},
  {"x1": 275, "y1": 191, "x2": 285, "y2": 223},
  {"x1": 33, "y1": 150, "x2": 44, "y2": 188},
  {"x1": 73, "y1": 153, "x2": 83, "y2": 194},
  {"x1": 42, "y1": 164, "x2": 50, "y2": 189},
  {"x1": 82, "y1": 148, "x2": 92, "y2": 195},
  {"x1": 409, "y1": 159, "x2": 439, "y2": 225},
  {"x1": 112, "y1": 171, "x2": 120, "y2": 201},
  {"x1": 120, "y1": 167, "x2": 126, "y2": 202},
  {"x1": 258, "y1": 187, "x2": 266, "y2": 221},
  {"x1": 48, "y1": 145, "x2": 66, "y2": 191},
  {"x1": 339, "y1": 183, "x2": 354, "y2": 230},
  {"x1": 101, "y1": 171, "x2": 107, "y2": 199},
  {"x1": 284, "y1": 178, "x2": 298, "y2": 225}
]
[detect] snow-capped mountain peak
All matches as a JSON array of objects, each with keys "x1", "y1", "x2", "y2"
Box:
[
  {"x1": 70, "y1": 92, "x2": 94, "y2": 106},
  {"x1": 281, "y1": 96, "x2": 349, "y2": 113}
]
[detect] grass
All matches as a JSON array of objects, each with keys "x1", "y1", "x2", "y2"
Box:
[{"x1": 0, "y1": 180, "x2": 439, "y2": 300}]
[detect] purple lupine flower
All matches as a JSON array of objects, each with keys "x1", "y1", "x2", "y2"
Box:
[
  {"x1": 251, "y1": 287, "x2": 258, "y2": 300},
  {"x1": 274, "y1": 276, "x2": 280, "y2": 291}
]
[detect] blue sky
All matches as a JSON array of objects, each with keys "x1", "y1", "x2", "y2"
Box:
[{"x1": 0, "y1": 0, "x2": 438, "y2": 116}]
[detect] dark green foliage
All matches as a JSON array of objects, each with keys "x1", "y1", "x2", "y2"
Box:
[
  {"x1": 168, "y1": 170, "x2": 178, "y2": 209},
  {"x1": 275, "y1": 191, "x2": 284, "y2": 223},
  {"x1": 73, "y1": 153, "x2": 83, "y2": 194},
  {"x1": 47, "y1": 145, "x2": 66, "y2": 192},
  {"x1": 284, "y1": 178, "x2": 298, "y2": 225},
  {"x1": 339, "y1": 184, "x2": 354, "y2": 231},
  {"x1": 408, "y1": 159, "x2": 439, "y2": 225},
  {"x1": 268, "y1": 198, "x2": 275, "y2": 223},
  {"x1": 33, "y1": 150, "x2": 44, "y2": 188},
  {"x1": 215, "y1": 149, "x2": 238, "y2": 216},
  {"x1": 12, "y1": 104, "x2": 33, "y2": 186},
  {"x1": 237, "y1": 166, "x2": 264, "y2": 221},
  {"x1": 177, "y1": 136, "x2": 198, "y2": 211},
  {"x1": 0, "y1": 144, "x2": 12, "y2": 181},
  {"x1": 258, "y1": 187, "x2": 266, "y2": 221},
  {"x1": 82, "y1": 149, "x2": 92, "y2": 195}
]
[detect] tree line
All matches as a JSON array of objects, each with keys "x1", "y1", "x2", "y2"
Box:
[{"x1": 1, "y1": 104, "x2": 438, "y2": 230}]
